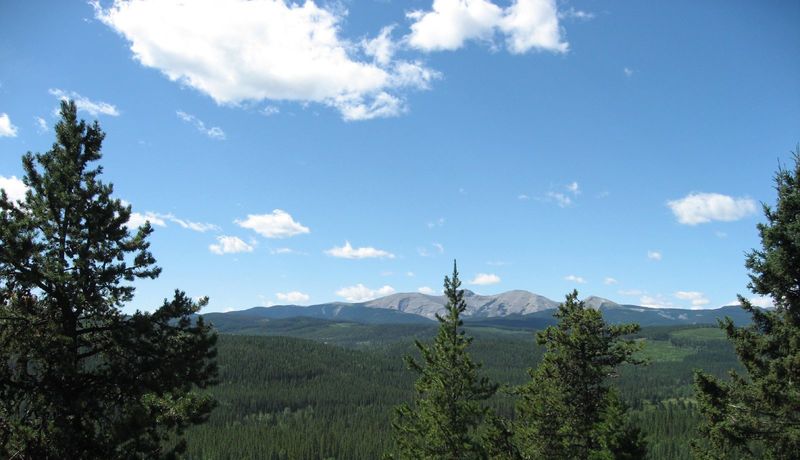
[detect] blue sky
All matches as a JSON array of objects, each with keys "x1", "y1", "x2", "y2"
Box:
[{"x1": 0, "y1": 0, "x2": 798, "y2": 313}]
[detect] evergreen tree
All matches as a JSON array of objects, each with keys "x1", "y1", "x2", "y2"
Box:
[
  {"x1": 515, "y1": 290, "x2": 645, "y2": 459},
  {"x1": 0, "y1": 101, "x2": 218, "y2": 459},
  {"x1": 693, "y1": 150, "x2": 800, "y2": 459},
  {"x1": 391, "y1": 261, "x2": 498, "y2": 459}
]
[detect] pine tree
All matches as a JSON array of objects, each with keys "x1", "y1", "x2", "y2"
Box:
[
  {"x1": 391, "y1": 261, "x2": 498, "y2": 459},
  {"x1": 693, "y1": 150, "x2": 800, "y2": 459},
  {"x1": 0, "y1": 100, "x2": 218, "y2": 459},
  {"x1": 514, "y1": 290, "x2": 645, "y2": 459}
]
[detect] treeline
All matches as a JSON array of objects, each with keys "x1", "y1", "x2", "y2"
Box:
[{"x1": 181, "y1": 324, "x2": 738, "y2": 459}]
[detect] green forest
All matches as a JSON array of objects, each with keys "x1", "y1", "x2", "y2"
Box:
[{"x1": 180, "y1": 323, "x2": 740, "y2": 459}]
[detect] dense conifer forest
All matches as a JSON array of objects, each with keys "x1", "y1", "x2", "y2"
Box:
[{"x1": 181, "y1": 323, "x2": 742, "y2": 459}]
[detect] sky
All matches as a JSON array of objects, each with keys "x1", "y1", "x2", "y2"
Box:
[{"x1": 0, "y1": 0, "x2": 798, "y2": 313}]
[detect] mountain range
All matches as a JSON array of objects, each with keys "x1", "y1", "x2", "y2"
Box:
[{"x1": 203, "y1": 290, "x2": 755, "y2": 331}]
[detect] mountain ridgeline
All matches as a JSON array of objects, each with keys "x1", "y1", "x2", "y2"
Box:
[{"x1": 204, "y1": 289, "x2": 754, "y2": 332}]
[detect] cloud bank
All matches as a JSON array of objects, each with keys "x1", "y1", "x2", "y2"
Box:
[{"x1": 95, "y1": 0, "x2": 437, "y2": 120}]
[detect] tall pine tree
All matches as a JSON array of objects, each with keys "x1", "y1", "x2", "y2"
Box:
[
  {"x1": 693, "y1": 150, "x2": 800, "y2": 459},
  {"x1": 514, "y1": 290, "x2": 646, "y2": 459},
  {"x1": 391, "y1": 261, "x2": 498, "y2": 459},
  {"x1": 0, "y1": 101, "x2": 218, "y2": 459}
]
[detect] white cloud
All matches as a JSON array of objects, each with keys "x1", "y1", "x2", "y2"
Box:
[
  {"x1": 603, "y1": 277, "x2": 618, "y2": 285},
  {"x1": 746, "y1": 296, "x2": 773, "y2": 309},
  {"x1": 623, "y1": 67, "x2": 633, "y2": 77},
  {"x1": 95, "y1": 0, "x2": 436, "y2": 121},
  {"x1": 126, "y1": 211, "x2": 167, "y2": 228},
  {"x1": 407, "y1": 0, "x2": 502, "y2": 51},
  {"x1": 470, "y1": 273, "x2": 501, "y2": 285},
  {"x1": 667, "y1": 192, "x2": 757, "y2": 225},
  {"x1": 426, "y1": 217, "x2": 446, "y2": 228},
  {"x1": 124, "y1": 209, "x2": 217, "y2": 232},
  {"x1": 407, "y1": 0, "x2": 568, "y2": 54},
  {"x1": 418, "y1": 286, "x2": 436, "y2": 295},
  {"x1": 336, "y1": 283, "x2": 396, "y2": 302},
  {"x1": 566, "y1": 181, "x2": 580, "y2": 195},
  {"x1": 559, "y1": 7, "x2": 594, "y2": 21},
  {"x1": 407, "y1": 272, "x2": 415, "y2": 277},
  {"x1": 34, "y1": 116, "x2": 48, "y2": 133},
  {"x1": 363, "y1": 25, "x2": 396, "y2": 66},
  {"x1": 487, "y1": 260, "x2": 509, "y2": 266},
  {"x1": 618, "y1": 289, "x2": 643, "y2": 297},
  {"x1": 325, "y1": 241, "x2": 395, "y2": 259},
  {"x1": 0, "y1": 113, "x2": 19, "y2": 137},
  {"x1": 270, "y1": 247, "x2": 302, "y2": 255},
  {"x1": 236, "y1": 209, "x2": 310, "y2": 238},
  {"x1": 48, "y1": 88, "x2": 120, "y2": 117},
  {"x1": 647, "y1": 250, "x2": 662, "y2": 261},
  {"x1": 418, "y1": 242, "x2": 445, "y2": 257},
  {"x1": 165, "y1": 214, "x2": 219, "y2": 232},
  {"x1": 564, "y1": 274, "x2": 586, "y2": 284},
  {"x1": 261, "y1": 105, "x2": 280, "y2": 116},
  {"x1": 176, "y1": 111, "x2": 225, "y2": 140},
  {"x1": 0, "y1": 175, "x2": 27, "y2": 202},
  {"x1": 209, "y1": 235, "x2": 255, "y2": 255},
  {"x1": 546, "y1": 191, "x2": 572, "y2": 207},
  {"x1": 276, "y1": 291, "x2": 310, "y2": 303},
  {"x1": 518, "y1": 193, "x2": 530, "y2": 200},
  {"x1": 674, "y1": 290, "x2": 710, "y2": 307},
  {"x1": 639, "y1": 294, "x2": 673, "y2": 308}
]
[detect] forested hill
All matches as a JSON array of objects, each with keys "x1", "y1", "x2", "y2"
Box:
[{"x1": 182, "y1": 325, "x2": 743, "y2": 459}]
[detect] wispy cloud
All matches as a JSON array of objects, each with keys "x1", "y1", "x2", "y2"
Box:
[
  {"x1": 647, "y1": 250, "x2": 662, "y2": 261},
  {"x1": 640, "y1": 294, "x2": 673, "y2": 308},
  {"x1": 418, "y1": 242, "x2": 445, "y2": 257},
  {"x1": 564, "y1": 274, "x2": 586, "y2": 284},
  {"x1": 426, "y1": 217, "x2": 445, "y2": 228},
  {"x1": 559, "y1": 7, "x2": 594, "y2": 21},
  {"x1": 270, "y1": 247, "x2": 306, "y2": 255},
  {"x1": 674, "y1": 290, "x2": 710, "y2": 307},
  {"x1": 261, "y1": 105, "x2": 280, "y2": 116},
  {"x1": 176, "y1": 111, "x2": 225, "y2": 140},
  {"x1": 546, "y1": 191, "x2": 572, "y2": 207},
  {"x1": 126, "y1": 212, "x2": 167, "y2": 229},
  {"x1": 336, "y1": 284, "x2": 395, "y2": 302},
  {"x1": 276, "y1": 291, "x2": 310, "y2": 303},
  {"x1": 124, "y1": 209, "x2": 217, "y2": 232},
  {"x1": 34, "y1": 116, "x2": 48, "y2": 133},
  {"x1": 603, "y1": 277, "x2": 618, "y2": 285},
  {"x1": 325, "y1": 241, "x2": 395, "y2": 259},
  {"x1": 49, "y1": 88, "x2": 119, "y2": 116},
  {"x1": 566, "y1": 181, "x2": 580, "y2": 195}
]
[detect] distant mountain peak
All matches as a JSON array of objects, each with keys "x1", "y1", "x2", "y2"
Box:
[
  {"x1": 582, "y1": 296, "x2": 620, "y2": 310},
  {"x1": 363, "y1": 289, "x2": 559, "y2": 319}
]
